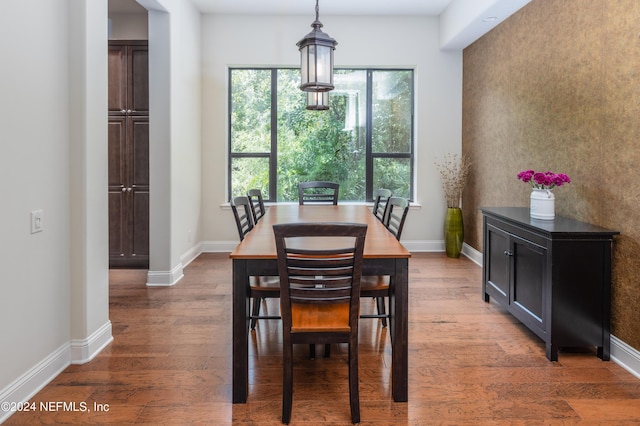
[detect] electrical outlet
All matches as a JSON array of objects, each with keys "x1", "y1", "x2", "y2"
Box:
[{"x1": 31, "y1": 210, "x2": 43, "y2": 234}]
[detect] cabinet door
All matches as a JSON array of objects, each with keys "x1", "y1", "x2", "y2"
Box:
[
  {"x1": 108, "y1": 45, "x2": 127, "y2": 115},
  {"x1": 511, "y1": 235, "x2": 546, "y2": 334},
  {"x1": 485, "y1": 223, "x2": 510, "y2": 304},
  {"x1": 129, "y1": 117, "x2": 149, "y2": 261},
  {"x1": 108, "y1": 116, "x2": 127, "y2": 258},
  {"x1": 129, "y1": 45, "x2": 149, "y2": 115},
  {"x1": 108, "y1": 43, "x2": 148, "y2": 115},
  {"x1": 108, "y1": 116, "x2": 149, "y2": 268}
]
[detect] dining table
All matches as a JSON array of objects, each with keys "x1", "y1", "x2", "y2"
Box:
[{"x1": 230, "y1": 204, "x2": 411, "y2": 403}]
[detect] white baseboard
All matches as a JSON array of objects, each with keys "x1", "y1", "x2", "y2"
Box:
[
  {"x1": 461, "y1": 243, "x2": 483, "y2": 266},
  {"x1": 0, "y1": 344, "x2": 70, "y2": 423},
  {"x1": 201, "y1": 240, "x2": 239, "y2": 253},
  {"x1": 399, "y1": 240, "x2": 443, "y2": 252},
  {"x1": 611, "y1": 335, "x2": 640, "y2": 379},
  {"x1": 146, "y1": 262, "x2": 184, "y2": 287},
  {"x1": 70, "y1": 321, "x2": 113, "y2": 365},
  {"x1": 181, "y1": 242, "x2": 202, "y2": 268},
  {"x1": 0, "y1": 320, "x2": 114, "y2": 423}
]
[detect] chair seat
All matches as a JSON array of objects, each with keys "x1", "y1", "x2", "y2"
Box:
[
  {"x1": 250, "y1": 276, "x2": 280, "y2": 291},
  {"x1": 360, "y1": 275, "x2": 390, "y2": 293},
  {"x1": 249, "y1": 276, "x2": 281, "y2": 330},
  {"x1": 291, "y1": 302, "x2": 351, "y2": 333},
  {"x1": 360, "y1": 276, "x2": 390, "y2": 326}
]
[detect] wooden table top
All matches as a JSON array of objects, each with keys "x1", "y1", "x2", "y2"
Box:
[{"x1": 230, "y1": 204, "x2": 411, "y2": 260}]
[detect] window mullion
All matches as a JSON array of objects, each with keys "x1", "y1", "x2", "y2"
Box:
[
  {"x1": 365, "y1": 69, "x2": 373, "y2": 202},
  {"x1": 269, "y1": 69, "x2": 278, "y2": 202}
]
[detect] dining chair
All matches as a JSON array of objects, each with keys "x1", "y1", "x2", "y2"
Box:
[
  {"x1": 274, "y1": 222, "x2": 367, "y2": 425},
  {"x1": 361, "y1": 196, "x2": 410, "y2": 327},
  {"x1": 297, "y1": 181, "x2": 339, "y2": 205},
  {"x1": 372, "y1": 188, "x2": 392, "y2": 222},
  {"x1": 247, "y1": 188, "x2": 266, "y2": 224},
  {"x1": 230, "y1": 196, "x2": 280, "y2": 330}
]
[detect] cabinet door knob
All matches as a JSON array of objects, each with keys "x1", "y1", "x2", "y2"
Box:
[
  {"x1": 121, "y1": 187, "x2": 127, "y2": 192},
  {"x1": 126, "y1": 187, "x2": 132, "y2": 192},
  {"x1": 121, "y1": 109, "x2": 126, "y2": 114},
  {"x1": 504, "y1": 250, "x2": 513, "y2": 256}
]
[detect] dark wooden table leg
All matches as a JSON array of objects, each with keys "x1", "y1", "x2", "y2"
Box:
[
  {"x1": 232, "y1": 259, "x2": 250, "y2": 403},
  {"x1": 389, "y1": 258, "x2": 408, "y2": 402}
]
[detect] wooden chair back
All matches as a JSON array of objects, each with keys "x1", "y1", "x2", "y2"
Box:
[
  {"x1": 384, "y1": 197, "x2": 409, "y2": 241},
  {"x1": 230, "y1": 196, "x2": 254, "y2": 241},
  {"x1": 372, "y1": 188, "x2": 392, "y2": 222},
  {"x1": 297, "y1": 181, "x2": 339, "y2": 205},
  {"x1": 247, "y1": 189, "x2": 266, "y2": 224}
]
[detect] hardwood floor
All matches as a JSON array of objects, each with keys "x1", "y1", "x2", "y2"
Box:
[{"x1": 5, "y1": 252, "x2": 640, "y2": 425}]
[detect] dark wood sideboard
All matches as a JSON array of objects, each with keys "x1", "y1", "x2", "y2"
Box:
[{"x1": 481, "y1": 207, "x2": 619, "y2": 361}]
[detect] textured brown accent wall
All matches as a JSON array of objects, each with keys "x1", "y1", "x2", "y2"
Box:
[{"x1": 463, "y1": 0, "x2": 640, "y2": 350}]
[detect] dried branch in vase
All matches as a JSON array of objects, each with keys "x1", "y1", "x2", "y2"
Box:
[{"x1": 435, "y1": 153, "x2": 471, "y2": 208}]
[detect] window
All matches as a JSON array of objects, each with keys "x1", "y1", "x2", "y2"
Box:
[{"x1": 229, "y1": 68, "x2": 413, "y2": 202}]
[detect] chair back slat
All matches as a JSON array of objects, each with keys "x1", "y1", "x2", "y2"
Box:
[
  {"x1": 298, "y1": 181, "x2": 339, "y2": 205},
  {"x1": 230, "y1": 196, "x2": 254, "y2": 241}
]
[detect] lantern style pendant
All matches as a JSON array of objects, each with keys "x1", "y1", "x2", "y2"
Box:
[
  {"x1": 297, "y1": 0, "x2": 337, "y2": 92},
  {"x1": 306, "y1": 91, "x2": 329, "y2": 110}
]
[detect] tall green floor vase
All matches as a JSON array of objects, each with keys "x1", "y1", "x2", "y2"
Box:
[{"x1": 444, "y1": 207, "x2": 464, "y2": 258}]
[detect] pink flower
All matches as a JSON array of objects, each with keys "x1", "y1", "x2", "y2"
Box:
[
  {"x1": 516, "y1": 169, "x2": 534, "y2": 183},
  {"x1": 517, "y1": 169, "x2": 571, "y2": 190}
]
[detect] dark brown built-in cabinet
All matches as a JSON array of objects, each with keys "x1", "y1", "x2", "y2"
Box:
[
  {"x1": 481, "y1": 207, "x2": 618, "y2": 362},
  {"x1": 108, "y1": 40, "x2": 149, "y2": 268}
]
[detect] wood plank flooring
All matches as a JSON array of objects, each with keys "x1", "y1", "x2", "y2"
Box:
[{"x1": 5, "y1": 252, "x2": 640, "y2": 425}]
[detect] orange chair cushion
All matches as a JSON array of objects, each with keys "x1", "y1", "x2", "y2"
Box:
[{"x1": 290, "y1": 302, "x2": 351, "y2": 333}]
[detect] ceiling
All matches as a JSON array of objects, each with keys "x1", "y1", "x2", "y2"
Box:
[
  {"x1": 188, "y1": 0, "x2": 453, "y2": 16},
  {"x1": 108, "y1": 0, "x2": 531, "y2": 49},
  {"x1": 109, "y1": 0, "x2": 454, "y2": 16}
]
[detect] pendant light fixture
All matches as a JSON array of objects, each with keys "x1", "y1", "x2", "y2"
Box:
[
  {"x1": 306, "y1": 91, "x2": 329, "y2": 110},
  {"x1": 297, "y1": 0, "x2": 337, "y2": 93}
]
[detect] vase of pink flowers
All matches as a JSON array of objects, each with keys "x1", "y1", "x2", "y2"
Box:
[{"x1": 517, "y1": 170, "x2": 571, "y2": 220}]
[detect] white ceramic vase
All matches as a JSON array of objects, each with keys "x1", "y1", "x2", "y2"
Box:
[{"x1": 530, "y1": 188, "x2": 555, "y2": 220}]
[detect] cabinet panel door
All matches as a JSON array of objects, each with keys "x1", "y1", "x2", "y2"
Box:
[
  {"x1": 130, "y1": 117, "x2": 149, "y2": 261},
  {"x1": 108, "y1": 45, "x2": 127, "y2": 114},
  {"x1": 129, "y1": 45, "x2": 149, "y2": 114},
  {"x1": 512, "y1": 236, "x2": 545, "y2": 326},
  {"x1": 131, "y1": 191, "x2": 149, "y2": 260},
  {"x1": 131, "y1": 117, "x2": 149, "y2": 188},
  {"x1": 108, "y1": 191, "x2": 126, "y2": 257},
  {"x1": 108, "y1": 117, "x2": 126, "y2": 188},
  {"x1": 108, "y1": 117, "x2": 127, "y2": 258},
  {"x1": 486, "y1": 224, "x2": 510, "y2": 301}
]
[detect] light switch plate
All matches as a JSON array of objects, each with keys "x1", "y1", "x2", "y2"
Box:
[{"x1": 31, "y1": 210, "x2": 43, "y2": 234}]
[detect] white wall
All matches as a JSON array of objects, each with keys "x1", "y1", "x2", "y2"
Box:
[
  {"x1": 109, "y1": 13, "x2": 148, "y2": 39},
  {"x1": 139, "y1": 0, "x2": 202, "y2": 285},
  {"x1": 201, "y1": 15, "x2": 462, "y2": 249},
  {"x1": 0, "y1": 1, "x2": 111, "y2": 421},
  {"x1": 167, "y1": 1, "x2": 202, "y2": 269},
  {"x1": 0, "y1": 0, "x2": 71, "y2": 388}
]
